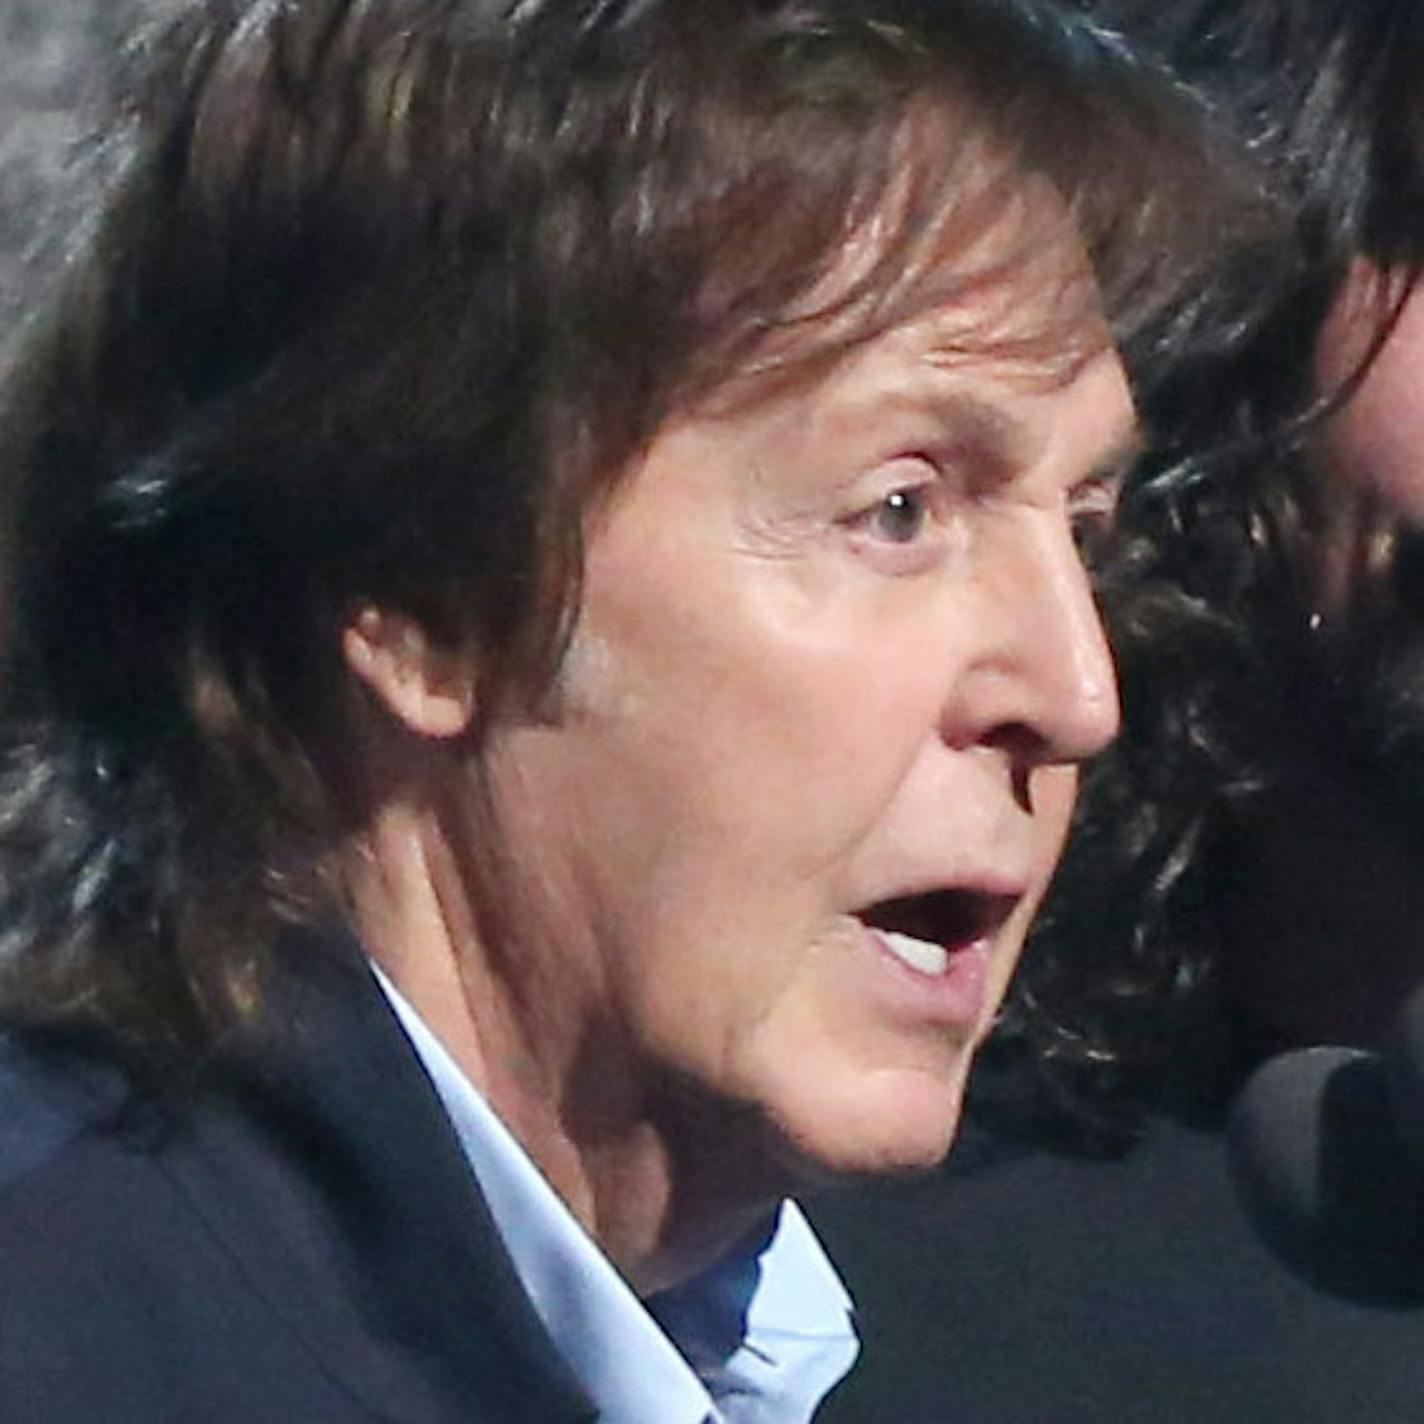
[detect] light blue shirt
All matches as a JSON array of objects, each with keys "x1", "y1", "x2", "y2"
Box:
[{"x1": 376, "y1": 971, "x2": 859, "y2": 1424}]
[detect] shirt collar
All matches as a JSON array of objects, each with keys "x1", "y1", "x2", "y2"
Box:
[{"x1": 375, "y1": 970, "x2": 858, "y2": 1424}]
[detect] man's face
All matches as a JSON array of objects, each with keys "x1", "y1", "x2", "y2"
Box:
[{"x1": 481, "y1": 284, "x2": 1135, "y2": 1188}]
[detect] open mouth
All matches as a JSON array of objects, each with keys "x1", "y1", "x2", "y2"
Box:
[{"x1": 856, "y1": 888, "x2": 1016, "y2": 977}]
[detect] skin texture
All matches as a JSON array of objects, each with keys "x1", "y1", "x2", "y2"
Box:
[
  {"x1": 347, "y1": 253, "x2": 1137, "y2": 1293},
  {"x1": 1318, "y1": 266, "x2": 1424, "y2": 528},
  {"x1": 1313, "y1": 265, "x2": 1424, "y2": 614}
]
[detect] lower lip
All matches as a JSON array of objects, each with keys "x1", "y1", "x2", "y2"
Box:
[{"x1": 861, "y1": 925, "x2": 992, "y2": 1031}]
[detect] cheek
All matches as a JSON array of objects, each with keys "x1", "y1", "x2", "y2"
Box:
[
  {"x1": 581, "y1": 567, "x2": 958, "y2": 829},
  {"x1": 1032, "y1": 764, "x2": 1079, "y2": 875},
  {"x1": 1012, "y1": 765, "x2": 1079, "y2": 933},
  {"x1": 1318, "y1": 273, "x2": 1424, "y2": 521},
  {"x1": 1324, "y1": 362, "x2": 1424, "y2": 521},
  {"x1": 971, "y1": 766, "x2": 1078, "y2": 1015}
]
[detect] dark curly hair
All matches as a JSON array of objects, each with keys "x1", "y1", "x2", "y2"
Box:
[{"x1": 986, "y1": 0, "x2": 1424, "y2": 1153}]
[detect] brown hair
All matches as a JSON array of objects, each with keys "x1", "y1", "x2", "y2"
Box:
[{"x1": 0, "y1": 0, "x2": 1274, "y2": 1069}]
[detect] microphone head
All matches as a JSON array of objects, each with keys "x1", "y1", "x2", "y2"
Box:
[
  {"x1": 1385, "y1": 982, "x2": 1424, "y2": 1177},
  {"x1": 1227, "y1": 1046, "x2": 1424, "y2": 1307}
]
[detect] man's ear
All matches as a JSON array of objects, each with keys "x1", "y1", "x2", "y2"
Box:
[{"x1": 341, "y1": 606, "x2": 476, "y2": 739}]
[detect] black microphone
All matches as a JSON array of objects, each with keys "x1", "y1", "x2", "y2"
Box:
[
  {"x1": 1385, "y1": 984, "x2": 1424, "y2": 1177},
  {"x1": 1227, "y1": 1043, "x2": 1424, "y2": 1307}
]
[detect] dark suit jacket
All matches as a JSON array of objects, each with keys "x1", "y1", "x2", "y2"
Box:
[{"x1": 0, "y1": 937, "x2": 597, "y2": 1423}]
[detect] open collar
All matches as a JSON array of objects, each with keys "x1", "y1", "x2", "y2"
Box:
[{"x1": 378, "y1": 970, "x2": 858, "y2": 1424}]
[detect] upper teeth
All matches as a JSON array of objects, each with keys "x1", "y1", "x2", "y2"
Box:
[{"x1": 881, "y1": 930, "x2": 950, "y2": 976}]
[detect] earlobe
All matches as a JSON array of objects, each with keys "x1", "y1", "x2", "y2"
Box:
[{"x1": 341, "y1": 606, "x2": 476, "y2": 739}]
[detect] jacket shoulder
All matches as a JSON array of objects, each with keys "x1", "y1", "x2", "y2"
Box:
[
  {"x1": 0, "y1": 1027, "x2": 138, "y2": 1183},
  {"x1": 0, "y1": 1039, "x2": 390, "y2": 1423}
]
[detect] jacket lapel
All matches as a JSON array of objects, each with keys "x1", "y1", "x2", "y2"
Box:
[{"x1": 161, "y1": 930, "x2": 598, "y2": 1424}]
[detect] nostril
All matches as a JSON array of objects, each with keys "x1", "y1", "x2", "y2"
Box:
[
  {"x1": 984, "y1": 723, "x2": 1053, "y2": 783},
  {"x1": 1011, "y1": 762, "x2": 1030, "y2": 811}
]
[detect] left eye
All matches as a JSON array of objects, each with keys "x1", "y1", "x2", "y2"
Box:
[
  {"x1": 1068, "y1": 477, "x2": 1122, "y2": 560},
  {"x1": 1069, "y1": 476, "x2": 1119, "y2": 527},
  {"x1": 866, "y1": 487, "x2": 931, "y2": 544}
]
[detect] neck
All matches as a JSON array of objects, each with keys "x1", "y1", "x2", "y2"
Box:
[{"x1": 346, "y1": 794, "x2": 777, "y2": 1294}]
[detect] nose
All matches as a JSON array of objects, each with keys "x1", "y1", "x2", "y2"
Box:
[{"x1": 950, "y1": 511, "x2": 1121, "y2": 768}]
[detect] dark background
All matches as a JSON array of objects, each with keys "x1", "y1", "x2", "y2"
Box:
[{"x1": 0, "y1": 0, "x2": 179, "y2": 369}]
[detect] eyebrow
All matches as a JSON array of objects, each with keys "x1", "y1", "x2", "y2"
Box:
[
  {"x1": 854, "y1": 387, "x2": 1032, "y2": 476},
  {"x1": 936, "y1": 391, "x2": 1029, "y2": 474},
  {"x1": 874, "y1": 386, "x2": 1145, "y2": 493}
]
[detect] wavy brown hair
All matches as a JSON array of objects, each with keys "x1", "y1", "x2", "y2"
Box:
[{"x1": 0, "y1": 0, "x2": 1274, "y2": 1074}]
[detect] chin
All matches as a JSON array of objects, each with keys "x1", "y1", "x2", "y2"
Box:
[{"x1": 764, "y1": 1058, "x2": 973, "y2": 1188}]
